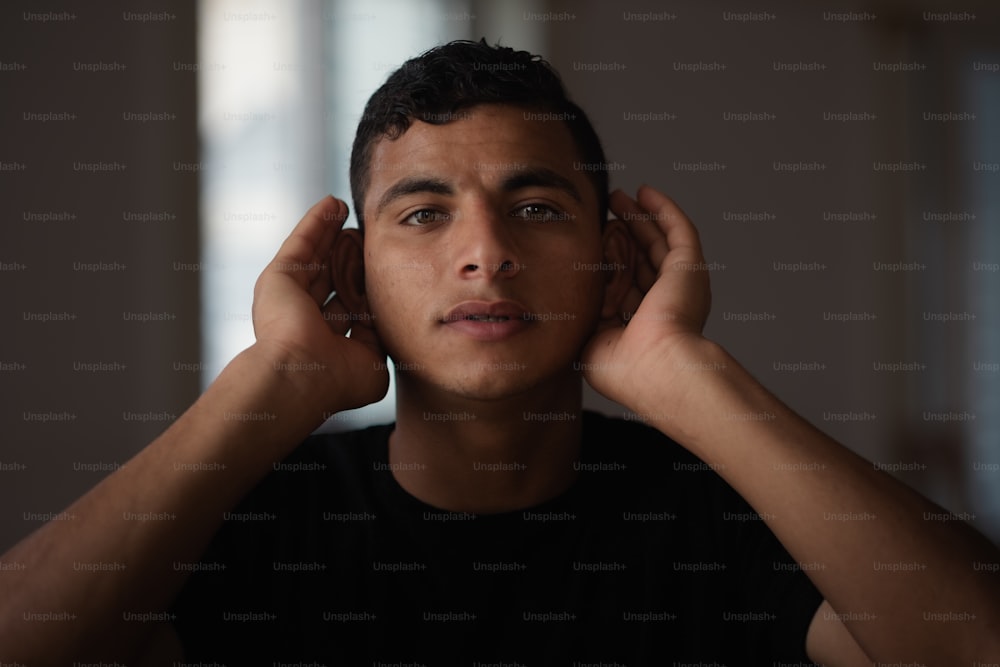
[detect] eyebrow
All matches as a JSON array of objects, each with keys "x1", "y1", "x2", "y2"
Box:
[
  {"x1": 374, "y1": 176, "x2": 453, "y2": 219},
  {"x1": 501, "y1": 166, "x2": 582, "y2": 204},
  {"x1": 373, "y1": 166, "x2": 583, "y2": 219}
]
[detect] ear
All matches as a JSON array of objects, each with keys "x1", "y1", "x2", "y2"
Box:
[
  {"x1": 331, "y1": 228, "x2": 374, "y2": 329},
  {"x1": 598, "y1": 217, "x2": 636, "y2": 321}
]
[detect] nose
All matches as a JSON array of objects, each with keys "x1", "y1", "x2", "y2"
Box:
[{"x1": 451, "y1": 200, "x2": 522, "y2": 281}]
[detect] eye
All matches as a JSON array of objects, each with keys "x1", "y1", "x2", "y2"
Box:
[
  {"x1": 510, "y1": 203, "x2": 567, "y2": 223},
  {"x1": 402, "y1": 209, "x2": 449, "y2": 226}
]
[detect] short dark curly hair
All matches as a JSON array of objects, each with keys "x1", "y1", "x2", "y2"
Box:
[{"x1": 349, "y1": 39, "x2": 609, "y2": 227}]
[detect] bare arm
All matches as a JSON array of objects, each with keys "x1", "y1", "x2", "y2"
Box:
[
  {"x1": 583, "y1": 185, "x2": 1000, "y2": 665},
  {"x1": 0, "y1": 197, "x2": 388, "y2": 663},
  {"x1": 645, "y1": 337, "x2": 1000, "y2": 664}
]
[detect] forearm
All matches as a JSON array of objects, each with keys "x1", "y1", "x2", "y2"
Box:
[
  {"x1": 638, "y1": 339, "x2": 1000, "y2": 664},
  {"x1": 0, "y1": 343, "x2": 343, "y2": 662}
]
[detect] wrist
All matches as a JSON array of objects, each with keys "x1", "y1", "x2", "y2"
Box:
[
  {"x1": 236, "y1": 342, "x2": 349, "y2": 420},
  {"x1": 630, "y1": 336, "x2": 739, "y2": 446},
  {"x1": 181, "y1": 343, "x2": 346, "y2": 464}
]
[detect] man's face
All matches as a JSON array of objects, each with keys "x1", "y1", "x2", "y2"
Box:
[{"x1": 361, "y1": 104, "x2": 608, "y2": 400}]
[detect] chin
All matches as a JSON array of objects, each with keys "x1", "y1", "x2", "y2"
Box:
[
  {"x1": 408, "y1": 355, "x2": 579, "y2": 405},
  {"x1": 449, "y1": 378, "x2": 538, "y2": 403},
  {"x1": 441, "y1": 365, "x2": 535, "y2": 400},
  {"x1": 387, "y1": 332, "x2": 589, "y2": 400}
]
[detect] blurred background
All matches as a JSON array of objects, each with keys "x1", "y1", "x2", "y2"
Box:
[{"x1": 1, "y1": 0, "x2": 998, "y2": 550}]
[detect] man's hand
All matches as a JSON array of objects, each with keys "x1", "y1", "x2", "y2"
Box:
[
  {"x1": 582, "y1": 185, "x2": 713, "y2": 414},
  {"x1": 251, "y1": 196, "x2": 389, "y2": 413}
]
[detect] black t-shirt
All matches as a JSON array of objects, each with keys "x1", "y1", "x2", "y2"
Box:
[{"x1": 171, "y1": 411, "x2": 823, "y2": 665}]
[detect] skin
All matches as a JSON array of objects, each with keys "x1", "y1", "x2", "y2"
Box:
[
  {"x1": 0, "y1": 103, "x2": 997, "y2": 665},
  {"x1": 344, "y1": 105, "x2": 633, "y2": 513}
]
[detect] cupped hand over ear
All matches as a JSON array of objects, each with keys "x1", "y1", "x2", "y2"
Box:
[
  {"x1": 251, "y1": 196, "x2": 389, "y2": 412},
  {"x1": 582, "y1": 185, "x2": 713, "y2": 411}
]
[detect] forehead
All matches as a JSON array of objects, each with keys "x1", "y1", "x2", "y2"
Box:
[{"x1": 364, "y1": 105, "x2": 588, "y2": 210}]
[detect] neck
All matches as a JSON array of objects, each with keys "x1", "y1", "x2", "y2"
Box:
[{"x1": 389, "y1": 372, "x2": 584, "y2": 513}]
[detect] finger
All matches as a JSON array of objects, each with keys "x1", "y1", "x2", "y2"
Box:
[
  {"x1": 308, "y1": 270, "x2": 333, "y2": 306},
  {"x1": 319, "y1": 292, "x2": 351, "y2": 337},
  {"x1": 635, "y1": 185, "x2": 705, "y2": 259},
  {"x1": 619, "y1": 285, "x2": 644, "y2": 321},
  {"x1": 608, "y1": 208, "x2": 658, "y2": 292},
  {"x1": 294, "y1": 196, "x2": 348, "y2": 257},
  {"x1": 610, "y1": 189, "x2": 670, "y2": 269},
  {"x1": 270, "y1": 196, "x2": 349, "y2": 289},
  {"x1": 633, "y1": 245, "x2": 658, "y2": 292},
  {"x1": 305, "y1": 248, "x2": 334, "y2": 305}
]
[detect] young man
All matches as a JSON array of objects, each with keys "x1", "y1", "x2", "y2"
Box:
[{"x1": 1, "y1": 40, "x2": 998, "y2": 665}]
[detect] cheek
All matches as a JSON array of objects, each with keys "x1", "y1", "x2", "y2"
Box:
[
  {"x1": 364, "y1": 251, "x2": 435, "y2": 346},
  {"x1": 562, "y1": 277, "x2": 605, "y2": 325},
  {"x1": 543, "y1": 242, "x2": 606, "y2": 310}
]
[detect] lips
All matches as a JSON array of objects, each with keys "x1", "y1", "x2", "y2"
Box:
[
  {"x1": 441, "y1": 300, "x2": 532, "y2": 341},
  {"x1": 442, "y1": 300, "x2": 531, "y2": 324}
]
